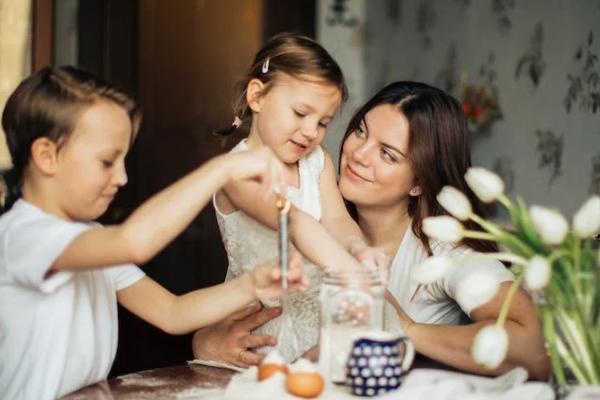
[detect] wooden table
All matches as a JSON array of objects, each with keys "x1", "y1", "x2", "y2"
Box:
[
  {"x1": 61, "y1": 364, "x2": 236, "y2": 399},
  {"x1": 61, "y1": 355, "x2": 455, "y2": 399}
]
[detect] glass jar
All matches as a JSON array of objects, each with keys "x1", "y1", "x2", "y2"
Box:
[{"x1": 318, "y1": 267, "x2": 384, "y2": 383}]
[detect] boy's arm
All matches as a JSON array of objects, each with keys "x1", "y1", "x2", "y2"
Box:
[
  {"x1": 117, "y1": 255, "x2": 307, "y2": 335},
  {"x1": 49, "y1": 147, "x2": 283, "y2": 272}
]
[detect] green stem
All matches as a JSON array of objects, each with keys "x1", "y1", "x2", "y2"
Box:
[
  {"x1": 547, "y1": 249, "x2": 570, "y2": 264},
  {"x1": 463, "y1": 230, "x2": 497, "y2": 241},
  {"x1": 470, "y1": 214, "x2": 534, "y2": 257},
  {"x1": 555, "y1": 308, "x2": 595, "y2": 383},
  {"x1": 498, "y1": 194, "x2": 513, "y2": 210},
  {"x1": 573, "y1": 237, "x2": 583, "y2": 299},
  {"x1": 542, "y1": 307, "x2": 566, "y2": 386},
  {"x1": 497, "y1": 275, "x2": 524, "y2": 326}
]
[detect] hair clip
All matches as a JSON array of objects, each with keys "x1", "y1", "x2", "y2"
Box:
[
  {"x1": 232, "y1": 116, "x2": 243, "y2": 128},
  {"x1": 261, "y1": 58, "x2": 270, "y2": 74}
]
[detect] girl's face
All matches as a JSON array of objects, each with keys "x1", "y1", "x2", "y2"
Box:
[
  {"x1": 247, "y1": 73, "x2": 342, "y2": 164},
  {"x1": 338, "y1": 103, "x2": 419, "y2": 210},
  {"x1": 54, "y1": 101, "x2": 131, "y2": 221}
]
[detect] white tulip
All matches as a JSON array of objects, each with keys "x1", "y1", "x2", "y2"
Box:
[
  {"x1": 465, "y1": 167, "x2": 505, "y2": 203},
  {"x1": 525, "y1": 256, "x2": 552, "y2": 290},
  {"x1": 437, "y1": 186, "x2": 473, "y2": 221},
  {"x1": 529, "y1": 205, "x2": 569, "y2": 245},
  {"x1": 456, "y1": 270, "x2": 500, "y2": 311},
  {"x1": 573, "y1": 196, "x2": 600, "y2": 238},
  {"x1": 471, "y1": 325, "x2": 509, "y2": 369},
  {"x1": 423, "y1": 216, "x2": 465, "y2": 243},
  {"x1": 411, "y1": 256, "x2": 452, "y2": 284}
]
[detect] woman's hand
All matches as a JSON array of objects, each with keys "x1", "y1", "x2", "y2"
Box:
[
  {"x1": 192, "y1": 303, "x2": 282, "y2": 368},
  {"x1": 251, "y1": 252, "x2": 309, "y2": 301}
]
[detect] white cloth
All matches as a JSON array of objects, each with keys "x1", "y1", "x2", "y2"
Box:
[
  {"x1": 0, "y1": 200, "x2": 144, "y2": 400},
  {"x1": 384, "y1": 227, "x2": 514, "y2": 330},
  {"x1": 223, "y1": 366, "x2": 554, "y2": 400},
  {"x1": 214, "y1": 139, "x2": 325, "y2": 362}
]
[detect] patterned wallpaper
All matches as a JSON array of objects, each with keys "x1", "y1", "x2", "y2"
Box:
[{"x1": 360, "y1": 0, "x2": 600, "y2": 217}]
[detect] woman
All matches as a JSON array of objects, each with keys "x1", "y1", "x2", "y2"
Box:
[
  {"x1": 337, "y1": 81, "x2": 548, "y2": 379},
  {"x1": 193, "y1": 81, "x2": 549, "y2": 379}
]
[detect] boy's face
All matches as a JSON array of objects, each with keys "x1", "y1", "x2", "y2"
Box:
[
  {"x1": 54, "y1": 101, "x2": 132, "y2": 221},
  {"x1": 247, "y1": 73, "x2": 342, "y2": 165}
]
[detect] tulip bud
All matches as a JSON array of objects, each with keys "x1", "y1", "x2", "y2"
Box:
[
  {"x1": 529, "y1": 206, "x2": 569, "y2": 245},
  {"x1": 456, "y1": 270, "x2": 500, "y2": 311},
  {"x1": 423, "y1": 216, "x2": 465, "y2": 243},
  {"x1": 471, "y1": 325, "x2": 508, "y2": 369},
  {"x1": 525, "y1": 256, "x2": 551, "y2": 290},
  {"x1": 573, "y1": 196, "x2": 600, "y2": 238},
  {"x1": 437, "y1": 186, "x2": 473, "y2": 221},
  {"x1": 411, "y1": 256, "x2": 452, "y2": 284},
  {"x1": 465, "y1": 168, "x2": 505, "y2": 203}
]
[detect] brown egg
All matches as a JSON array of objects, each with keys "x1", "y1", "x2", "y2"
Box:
[
  {"x1": 258, "y1": 363, "x2": 289, "y2": 381},
  {"x1": 286, "y1": 371, "x2": 325, "y2": 398}
]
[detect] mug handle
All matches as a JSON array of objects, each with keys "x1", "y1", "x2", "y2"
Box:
[{"x1": 400, "y1": 338, "x2": 415, "y2": 373}]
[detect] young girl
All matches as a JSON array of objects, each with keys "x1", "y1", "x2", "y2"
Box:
[
  {"x1": 0, "y1": 66, "x2": 307, "y2": 400},
  {"x1": 213, "y1": 33, "x2": 387, "y2": 362}
]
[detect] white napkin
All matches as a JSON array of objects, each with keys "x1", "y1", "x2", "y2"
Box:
[
  {"x1": 565, "y1": 385, "x2": 600, "y2": 400},
  {"x1": 223, "y1": 366, "x2": 554, "y2": 400}
]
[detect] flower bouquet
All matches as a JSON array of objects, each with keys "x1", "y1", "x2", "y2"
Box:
[
  {"x1": 416, "y1": 167, "x2": 600, "y2": 386},
  {"x1": 459, "y1": 79, "x2": 502, "y2": 135}
]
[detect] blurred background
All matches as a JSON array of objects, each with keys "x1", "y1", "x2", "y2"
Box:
[{"x1": 0, "y1": 0, "x2": 598, "y2": 375}]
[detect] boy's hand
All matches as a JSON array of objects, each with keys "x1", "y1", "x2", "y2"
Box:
[
  {"x1": 251, "y1": 252, "x2": 308, "y2": 301},
  {"x1": 225, "y1": 146, "x2": 286, "y2": 198}
]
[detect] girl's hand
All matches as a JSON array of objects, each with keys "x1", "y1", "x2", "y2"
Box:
[
  {"x1": 225, "y1": 146, "x2": 286, "y2": 198},
  {"x1": 251, "y1": 252, "x2": 308, "y2": 301},
  {"x1": 349, "y1": 242, "x2": 391, "y2": 282}
]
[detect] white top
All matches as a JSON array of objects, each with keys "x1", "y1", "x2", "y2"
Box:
[
  {"x1": 214, "y1": 139, "x2": 325, "y2": 362},
  {"x1": 384, "y1": 226, "x2": 513, "y2": 330},
  {"x1": 0, "y1": 200, "x2": 144, "y2": 400}
]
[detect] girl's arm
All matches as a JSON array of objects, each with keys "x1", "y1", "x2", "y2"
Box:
[
  {"x1": 50, "y1": 147, "x2": 283, "y2": 272},
  {"x1": 318, "y1": 151, "x2": 386, "y2": 263},
  {"x1": 386, "y1": 283, "x2": 550, "y2": 380},
  {"x1": 117, "y1": 254, "x2": 307, "y2": 335},
  {"x1": 219, "y1": 158, "x2": 361, "y2": 271}
]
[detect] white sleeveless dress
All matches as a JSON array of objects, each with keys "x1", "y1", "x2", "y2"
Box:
[{"x1": 213, "y1": 139, "x2": 324, "y2": 362}]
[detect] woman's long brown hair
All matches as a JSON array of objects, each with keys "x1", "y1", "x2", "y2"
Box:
[{"x1": 340, "y1": 81, "x2": 498, "y2": 255}]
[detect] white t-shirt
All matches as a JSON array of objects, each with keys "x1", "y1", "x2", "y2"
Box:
[
  {"x1": 0, "y1": 200, "x2": 144, "y2": 399},
  {"x1": 384, "y1": 226, "x2": 514, "y2": 330}
]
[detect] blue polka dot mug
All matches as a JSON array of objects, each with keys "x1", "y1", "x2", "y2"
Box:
[{"x1": 345, "y1": 330, "x2": 415, "y2": 397}]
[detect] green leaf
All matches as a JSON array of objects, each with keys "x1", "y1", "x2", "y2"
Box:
[{"x1": 514, "y1": 197, "x2": 550, "y2": 255}]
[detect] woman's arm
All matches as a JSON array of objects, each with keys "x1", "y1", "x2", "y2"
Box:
[
  {"x1": 118, "y1": 255, "x2": 307, "y2": 335},
  {"x1": 50, "y1": 147, "x2": 283, "y2": 272},
  {"x1": 386, "y1": 283, "x2": 550, "y2": 380},
  {"x1": 192, "y1": 303, "x2": 282, "y2": 368}
]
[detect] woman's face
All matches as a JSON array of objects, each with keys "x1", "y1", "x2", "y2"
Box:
[{"x1": 338, "y1": 103, "x2": 419, "y2": 210}]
